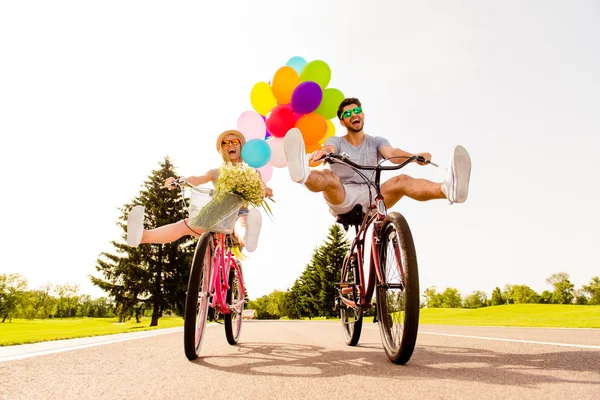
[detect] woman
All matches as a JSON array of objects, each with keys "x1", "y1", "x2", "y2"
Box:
[{"x1": 126, "y1": 129, "x2": 272, "y2": 252}]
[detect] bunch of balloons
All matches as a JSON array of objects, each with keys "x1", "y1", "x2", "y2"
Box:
[{"x1": 235, "y1": 56, "x2": 345, "y2": 182}]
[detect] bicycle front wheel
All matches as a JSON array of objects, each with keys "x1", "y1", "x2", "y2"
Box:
[
  {"x1": 339, "y1": 251, "x2": 363, "y2": 346},
  {"x1": 224, "y1": 261, "x2": 244, "y2": 345},
  {"x1": 184, "y1": 233, "x2": 214, "y2": 361},
  {"x1": 375, "y1": 212, "x2": 420, "y2": 364}
]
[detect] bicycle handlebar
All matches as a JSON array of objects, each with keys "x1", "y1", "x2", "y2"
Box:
[
  {"x1": 162, "y1": 177, "x2": 212, "y2": 195},
  {"x1": 321, "y1": 153, "x2": 438, "y2": 170}
]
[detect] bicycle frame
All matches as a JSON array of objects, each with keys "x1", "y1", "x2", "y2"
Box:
[
  {"x1": 170, "y1": 179, "x2": 246, "y2": 315},
  {"x1": 208, "y1": 232, "x2": 246, "y2": 315},
  {"x1": 332, "y1": 154, "x2": 422, "y2": 311}
]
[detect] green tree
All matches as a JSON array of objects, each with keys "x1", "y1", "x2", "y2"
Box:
[
  {"x1": 503, "y1": 284, "x2": 539, "y2": 304},
  {"x1": 0, "y1": 273, "x2": 28, "y2": 323},
  {"x1": 311, "y1": 224, "x2": 350, "y2": 318},
  {"x1": 441, "y1": 288, "x2": 463, "y2": 308},
  {"x1": 463, "y1": 291, "x2": 487, "y2": 309},
  {"x1": 540, "y1": 290, "x2": 553, "y2": 304},
  {"x1": 423, "y1": 286, "x2": 443, "y2": 308},
  {"x1": 575, "y1": 290, "x2": 589, "y2": 305},
  {"x1": 266, "y1": 290, "x2": 286, "y2": 317},
  {"x1": 247, "y1": 295, "x2": 278, "y2": 319},
  {"x1": 283, "y1": 224, "x2": 349, "y2": 319},
  {"x1": 91, "y1": 157, "x2": 194, "y2": 325},
  {"x1": 546, "y1": 272, "x2": 575, "y2": 305},
  {"x1": 54, "y1": 283, "x2": 80, "y2": 318},
  {"x1": 581, "y1": 276, "x2": 600, "y2": 305},
  {"x1": 490, "y1": 287, "x2": 504, "y2": 306}
]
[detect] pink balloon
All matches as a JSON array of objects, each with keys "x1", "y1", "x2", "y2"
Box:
[
  {"x1": 258, "y1": 162, "x2": 273, "y2": 183},
  {"x1": 237, "y1": 111, "x2": 267, "y2": 141},
  {"x1": 267, "y1": 137, "x2": 287, "y2": 168}
]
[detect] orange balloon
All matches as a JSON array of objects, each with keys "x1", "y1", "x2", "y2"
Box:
[
  {"x1": 319, "y1": 119, "x2": 336, "y2": 144},
  {"x1": 305, "y1": 141, "x2": 322, "y2": 154},
  {"x1": 306, "y1": 142, "x2": 323, "y2": 167},
  {"x1": 271, "y1": 66, "x2": 300, "y2": 105},
  {"x1": 295, "y1": 113, "x2": 327, "y2": 145}
]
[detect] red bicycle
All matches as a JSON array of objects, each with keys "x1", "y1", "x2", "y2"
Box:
[{"x1": 323, "y1": 152, "x2": 437, "y2": 364}]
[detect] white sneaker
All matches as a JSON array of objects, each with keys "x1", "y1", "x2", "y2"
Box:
[
  {"x1": 441, "y1": 145, "x2": 471, "y2": 204},
  {"x1": 244, "y1": 208, "x2": 262, "y2": 253},
  {"x1": 284, "y1": 128, "x2": 310, "y2": 184},
  {"x1": 127, "y1": 205, "x2": 145, "y2": 247}
]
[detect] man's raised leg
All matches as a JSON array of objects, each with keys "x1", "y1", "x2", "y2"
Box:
[
  {"x1": 283, "y1": 128, "x2": 346, "y2": 205},
  {"x1": 382, "y1": 145, "x2": 471, "y2": 207}
]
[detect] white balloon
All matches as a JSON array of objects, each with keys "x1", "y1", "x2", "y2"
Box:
[{"x1": 267, "y1": 137, "x2": 287, "y2": 168}]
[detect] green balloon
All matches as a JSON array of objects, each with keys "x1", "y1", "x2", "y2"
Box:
[
  {"x1": 300, "y1": 60, "x2": 331, "y2": 89},
  {"x1": 315, "y1": 88, "x2": 345, "y2": 120}
]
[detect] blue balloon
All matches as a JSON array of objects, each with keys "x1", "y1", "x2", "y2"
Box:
[
  {"x1": 286, "y1": 56, "x2": 307, "y2": 75},
  {"x1": 242, "y1": 139, "x2": 271, "y2": 168}
]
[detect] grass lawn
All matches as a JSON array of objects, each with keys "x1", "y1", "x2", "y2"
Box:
[
  {"x1": 317, "y1": 304, "x2": 600, "y2": 328},
  {"x1": 2, "y1": 305, "x2": 598, "y2": 347},
  {"x1": 0, "y1": 316, "x2": 184, "y2": 346},
  {"x1": 418, "y1": 304, "x2": 600, "y2": 328}
]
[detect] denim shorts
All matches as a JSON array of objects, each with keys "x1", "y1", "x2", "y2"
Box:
[{"x1": 238, "y1": 208, "x2": 249, "y2": 216}]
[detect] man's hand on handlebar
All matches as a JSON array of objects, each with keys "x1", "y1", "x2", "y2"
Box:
[
  {"x1": 308, "y1": 149, "x2": 330, "y2": 164},
  {"x1": 415, "y1": 152, "x2": 432, "y2": 166}
]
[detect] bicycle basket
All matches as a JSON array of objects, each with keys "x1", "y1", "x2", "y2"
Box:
[{"x1": 188, "y1": 189, "x2": 244, "y2": 234}]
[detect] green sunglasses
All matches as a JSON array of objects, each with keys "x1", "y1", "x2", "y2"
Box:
[{"x1": 341, "y1": 106, "x2": 362, "y2": 119}]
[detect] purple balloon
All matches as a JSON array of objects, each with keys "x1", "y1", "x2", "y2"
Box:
[{"x1": 291, "y1": 81, "x2": 323, "y2": 114}]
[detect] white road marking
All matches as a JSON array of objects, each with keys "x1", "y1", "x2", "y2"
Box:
[
  {"x1": 361, "y1": 326, "x2": 600, "y2": 349},
  {"x1": 0, "y1": 327, "x2": 184, "y2": 363},
  {"x1": 418, "y1": 331, "x2": 600, "y2": 349}
]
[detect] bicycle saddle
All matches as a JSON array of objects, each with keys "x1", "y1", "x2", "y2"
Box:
[{"x1": 335, "y1": 204, "x2": 364, "y2": 231}]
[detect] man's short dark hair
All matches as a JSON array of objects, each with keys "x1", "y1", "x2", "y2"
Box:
[{"x1": 337, "y1": 97, "x2": 362, "y2": 119}]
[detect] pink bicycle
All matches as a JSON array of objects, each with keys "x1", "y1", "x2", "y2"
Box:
[{"x1": 169, "y1": 178, "x2": 246, "y2": 361}]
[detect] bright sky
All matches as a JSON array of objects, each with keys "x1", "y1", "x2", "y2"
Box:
[{"x1": 1, "y1": 1, "x2": 599, "y2": 301}]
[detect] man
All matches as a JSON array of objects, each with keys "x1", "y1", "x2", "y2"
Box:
[{"x1": 283, "y1": 97, "x2": 471, "y2": 216}]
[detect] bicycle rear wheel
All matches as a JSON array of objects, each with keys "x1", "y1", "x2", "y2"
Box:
[
  {"x1": 224, "y1": 261, "x2": 244, "y2": 345},
  {"x1": 339, "y1": 251, "x2": 363, "y2": 346},
  {"x1": 184, "y1": 233, "x2": 214, "y2": 360},
  {"x1": 375, "y1": 212, "x2": 420, "y2": 364}
]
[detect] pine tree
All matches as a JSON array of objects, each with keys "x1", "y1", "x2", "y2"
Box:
[
  {"x1": 287, "y1": 224, "x2": 350, "y2": 319},
  {"x1": 312, "y1": 224, "x2": 350, "y2": 317},
  {"x1": 90, "y1": 156, "x2": 195, "y2": 325}
]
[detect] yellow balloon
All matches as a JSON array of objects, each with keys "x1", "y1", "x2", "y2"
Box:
[
  {"x1": 250, "y1": 82, "x2": 277, "y2": 116},
  {"x1": 271, "y1": 66, "x2": 300, "y2": 105},
  {"x1": 319, "y1": 119, "x2": 336, "y2": 144}
]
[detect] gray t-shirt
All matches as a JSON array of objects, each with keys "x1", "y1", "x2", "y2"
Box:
[{"x1": 324, "y1": 135, "x2": 391, "y2": 185}]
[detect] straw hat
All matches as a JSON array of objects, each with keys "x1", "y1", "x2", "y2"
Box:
[
  {"x1": 216, "y1": 129, "x2": 246, "y2": 152},
  {"x1": 216, "y1": 129, "x2": 246, "y2": 162}
]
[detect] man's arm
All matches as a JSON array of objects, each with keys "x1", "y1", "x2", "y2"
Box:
[
  {"x1": 380, "y1": 145, "x2": 431, "y2": 166},
  {"x1": 307, "y1": 144, "x2": 336, "y2": 164}
]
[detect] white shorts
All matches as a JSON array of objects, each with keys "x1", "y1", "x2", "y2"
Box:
[{"x1": 325, "y1": 183, "x2": 372, "y2": 216}]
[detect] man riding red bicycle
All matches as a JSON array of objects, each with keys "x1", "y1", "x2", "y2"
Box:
[
  {"x1": 283, "y1": 97, "x2": 471, "y2": 214},
  {"x1": 283, "y1": 97, "x2": 471, "y2": 365}
]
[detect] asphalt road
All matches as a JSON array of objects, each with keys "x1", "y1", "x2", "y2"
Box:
[{"x1": 1, "y1": 321, "x2": 599, "y2": 399}]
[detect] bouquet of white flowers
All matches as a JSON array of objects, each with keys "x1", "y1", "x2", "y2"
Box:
[{"x1": 189, "y1": 163, "x2": 273, "y2": 233}]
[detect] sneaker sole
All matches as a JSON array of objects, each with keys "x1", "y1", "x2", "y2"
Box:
[
  {"x1": 451, "y1": 145, "x2": 471, "y2": 203},
  {"x1": 244, "y1": 209, "x2": 262, "y2": 252},
  {"x1": 283, "y1": 128, "x2": 308, "y2": 183},
  {"x1": 127, "y1": 205, "x2": 145, "y2": 247}
]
